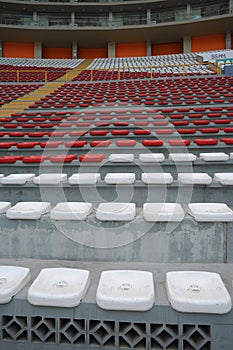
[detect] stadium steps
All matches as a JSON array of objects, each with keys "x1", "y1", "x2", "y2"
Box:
[
  {"x1": 0, "y1": 59, "x2": 93, "y2": 118},
  {"x1": 56, "y1": 58, "x2": 93, "y2": 81}
]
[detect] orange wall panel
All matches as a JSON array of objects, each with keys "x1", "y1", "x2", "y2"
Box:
[
  {"x1": 78, "y1": 48, "x2": 108, "y2": 59},
  {"x1": 3, "y1": 42, "x2": 34, "y2": 58},
  {"x1": 191, "y1": 34, "x2": 225, "y2": 52},
  {"x1": 152, "y1": 42, "x2": 183, "y2": 56},
  {"x1": 42, "y1": 48, "x2": 72, "y2": 59},
  {"x1": 116, "y1": 43, "x2": 146, "y2": 58}
]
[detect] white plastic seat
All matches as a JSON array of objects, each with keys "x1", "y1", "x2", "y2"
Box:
[
  {"x1": 188, "y1": 203, "x2": 233, "y2": 222},
  {"x1": 1, "y1": 174, "x2": 35, "y2": 185},
  {"x1": 178, "y1": 173, "x2": 212, "y2": 185},
  {"x1": 96, "y1": 202, "x2": 136, "y2": 221},
  {"x1": 108, "y1": 154, "x2": 134, "y2": 162},
  {"x1": 214, "y1": 173, "x2": 233, "y2": 185},
  {"x1": 33, "y1": 174, "x2": 67, "y2": 185},
  {"x1": 96, "y1": 270, "x2": 155, "y2": 311},
  {"x1": 199, "y1": 153, "x2": 229, "y2": 162},
  {"x1": 68, "y1": 173, "x2": 100, "y2": 185},
  {"x1": 141, "y1": 173, "x2": 173, "y2": 185},
  {"x1": 168, "y1": 153, "x2": 197, "y2": 162},
  {"x1": 0, "y1": 266, "x2": 31, "y2": 304},
  {"x1": 166, "y1": 271, "x2": 232, "y2": 314},
  {"x1": 27, "y1": 268, "x2": 90, "y2": 307},
  {"x1": 50, "y1": 202, "x2": 92, "y2": 220},
  {"x1": 6, "y1": 202, "x2": 51, "y2": 219},
  {"x1": 0, "y1": 202, "x2": 11, "y2": 213},
  {"x1": 104, "y1": 173, "x2": 136, "y2": 185},
  {"x1": 139, "y1": 153, "x2": 165, "y2": 163},
  {"x1": 143, "y1": 203, "x2": 184, "y2": 222}
]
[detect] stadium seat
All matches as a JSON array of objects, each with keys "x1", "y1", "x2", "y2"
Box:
[
  {"x1": 96, "y1": 270, "x2": 154, "y2": 311},
  {"x1": 104, "y1": 173, "x2": 136, "y2": 184},
  {"x1": 166, "y1": 271, "x2": 231, "y2": 314},
  {"x1": 96, "y1": 202, "x2": 136, "y2": 221},
  {"x1": 27, "y1": 268, "x2": 90, "y2": 307},
  {"x1": 50, "y1": 202, "x2": 93, "y2": 220},
  {"x1": 69, "y1": 173, "x2": 101, "y2": 185},
  {"x1": 187, "y1": 203, "x2": 233, "y2": 222},
  {"x1": 143, "y1": 203, "x2": 184, "y2": 222},
  {"x1": 141, "y1": 173, "x2": 173, "y2": 184},
  {"x1": 6, "y1": 202, "x2": 51, "y2": 219},
  {"x1": 178, "y1": 173, "x2": 212, "y2": 185}
]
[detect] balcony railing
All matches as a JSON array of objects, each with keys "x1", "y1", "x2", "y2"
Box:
[{"x1": 0, "y1": 2, "x2": 231, "y2": 28}]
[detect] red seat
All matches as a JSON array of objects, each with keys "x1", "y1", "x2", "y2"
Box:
[
  {"x1": 50, "y1": 154, "x2": 77, "y2": 163},
  {"x1": 213, "y1": 119, "x2": 230, "y2": 125},
  {"x1": 199, "y1": 128, "x2": 219, "y2": 134},
  {"x1": 40, "y1": 141, "x2": 63, "y2": 148},
  {"x1": 114, "y1": 122, "x2": 129, "y2": 127},
  {"x1": 79, "y1": 154, "x2": 105, "y2": 163},
  {"x1": 111, "y1": 130, "x2": 130, "y2": 136},
  {"x1": 172, "y1": 121, "x2": 189, "y2": 126},
  {"x1": 115, "y1": 140, "x2": 137, "y2": 147},
  {"x1": 155, "y1": 129, "x2": 174, "y2": 135},
  {"x1": 17, "y1": 142, "x2": 39, "y2": 149},
  {"x1": 188, "y1": 114, "x2": 203, "y2": 119},
  {"x1": 207, "y1": 113, "x2": 222, "y2": 118},
  {"x1": 0, "y1": 142, "x2": 16, "y2": 149},
  {"x1": 22, "y1": 123, "x2": 36, "y2": 129},
  {"x1": 168, "y1": 139, "x2": 190, "y2": 146},
  {"x1": 48, "y1": 131, "x2": 67, "y2": 137},
  {"x1": 221, "y1": 127, "x2": 233, "y2": 133},
  {"x1": 0, "y1": 156, "x2": 23, "y2": 163},
  {"x1": 192, "y1": 120, "x2": 209, "y2": 125},
  {"x1": 177, "y1": 128, "x2": 196, "y2": 134},
  {"x1": 90, "y1": 140, "x2": 112, "y2": 147},
  {"x1": 194, "y1": 138, "x2": 218, "y2": 146},
  {"x1": 65, "y1": 141, "x2": 87, "y2": 148},
  {"x1": 8, "y1": 132, "x2": 27, "y2": 137},
  {"x1": 153, "y1": 121, "x2": 169, "y2": 126},
  {"x1": 3, "y1": 123, "x2": 18, "y2": 128},
  {"x1": 133, "y1": 129, "x2": 151, "y2": 135},
  {"x1": 90, "y1": 130, "x2": 109, "y2": 136},
  {"x1": 69, "y1": 130, "x2": 88, "y2": 136},
  {"x1": 142, "y1": 140, "x2": 163, "y2": 147},
  {"x1": 22, "y1": 155, "x2": 49, "y2": 163},
  {"x1": 170, "y1": 114, "x2": 184, "y2": 119},
  {"x1": 39, "y1": 123, "x2": 54, "y2": 128},
  {"x1": 27, "y1": 132, "x2": 48, "y2": 137},
  {"x1": 220, "y1": 137, "x2": 233, "y2": 145},
  {"x1": 76, "y1": 122, "x2": 91, "y2": 127},
  {"x1": 94, "y1": 122, "x2": 110, "y2": 127}
]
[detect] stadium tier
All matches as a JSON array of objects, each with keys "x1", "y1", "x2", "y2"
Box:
[{"x1": 0, "y1": 41, "x2": 233, "y2": 349}]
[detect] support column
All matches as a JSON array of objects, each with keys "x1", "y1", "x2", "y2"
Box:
[
  {"x1": 183, "y1": 35, "x2": 191, "y2": 53},
  {"x1": 0, "y1": 41, "x2": 2, "y2": 57},
  {"x1": 71, "y1": 11, "x2": 75, "y2": 26},
  {"x1": 33, "y1": 11, "x2": 38, "y2": 25},
  {"x1": 147, "y1": 8, "x2": 151, "y2": 24},
  {"x1": 226, "y1": 30, "x2": 232, "y2": 49},
  {"x1": 230, "y1": 0, "x2": 233, "y2": 13},
  {"x1": 34, "y1": 42, "x2": 42, "y2": 58},
  {"x1": 146, "y1": 40, "x2": 151, "y2": 56},
  {"x1": 108, "y1": 42, "x2": 115, "y2": 58},
  {"x1": 109, "y1": 11, "x2": 113, "y2": 26},
  {"x1": 187, "y1": 3, "x2": 191, "y2": 20},
  {"x1": 72, "y1": 42, "x2": 78, "y2": 59}
]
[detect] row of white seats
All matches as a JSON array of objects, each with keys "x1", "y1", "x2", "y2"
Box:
[
  {"x1": 0, "y1": 58, "x2": 84, "y2": 69},
  {"x1": 0, "y1": 265, "x2": 231, "y2": 314},
  {"x1": 0, "y1": 201, "x2": 233, "y2": 222},
  {"x1": 0, "y1": 172, "x2": 232, "y2": 185}
]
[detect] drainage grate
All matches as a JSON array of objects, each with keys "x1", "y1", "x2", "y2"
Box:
[{"x1": 1, "y1": 315, "x2": 212, "y2": 349}]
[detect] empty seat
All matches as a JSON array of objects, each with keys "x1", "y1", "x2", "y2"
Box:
[
  {"x1": 141, "y1": 173, "x2": 173, "y2": 185},
  {"x1": 6, "y1": 202, "x2": 51, "y2": 220},
  {"x1": 96, "y1": 270, "x2": 155, "y2": 311},
  {"x1": 69, "y1": 173, "x2": 101, "y2": 185},
  {"x1": 187, "y1": 203, "x2": 233, "y2": 222},
  {"x1": 50, "y1": 202, "x2": 92, "y2": 220},
  {"x1": 199, "y1": 153, "x2": 229, "y2": 162},
  {"x1": 27, "y1": 268, "x2": 90, "y2": 307},
  {"x1": 139, "y1": 153, "x2": 165, "y2": 163},
  {"x1": 33, "y1": 174, "x2": 67, "y2": 185},
  {"x1": 0, "y1": 266, "x2": 31, "y2": 304},
  {"x1": 108, "y1": 154, "x2": 134, "y2": 162},
  {"x1": 79, "y1": 154, "x2": 105, "y2": 163},
  {"x1": 168, "y1": 153, "x2": 197, "y2": 162},
  {"x1": 104, "y1": 173, "x2": 136, "y2": 185},
  {"x1": 178, "y1": 173, "x2": 212, "y2": 185},
  {"x1": 166, "y1": 271, "x2": 231, "y2": 314},
  {"x1": 0, "y1": 202, "x2": 11, "y2": 213},
  {"x1": 96, "y1": 202, "x2": 136, "y2": 221},
  {"x1": 143, "y1": 203, "x2": 184, "y2": 222},
  {"x1": 214, "y1": 173, "x2": 233, "y2": 185},
  {"x1": 1, "y1": 174, "x2": 35, "y2": 185}
]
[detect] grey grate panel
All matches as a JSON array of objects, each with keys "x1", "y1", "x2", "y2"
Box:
[{"x1": 1, "y1": 315, "x2": 212, "y2": 349}]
